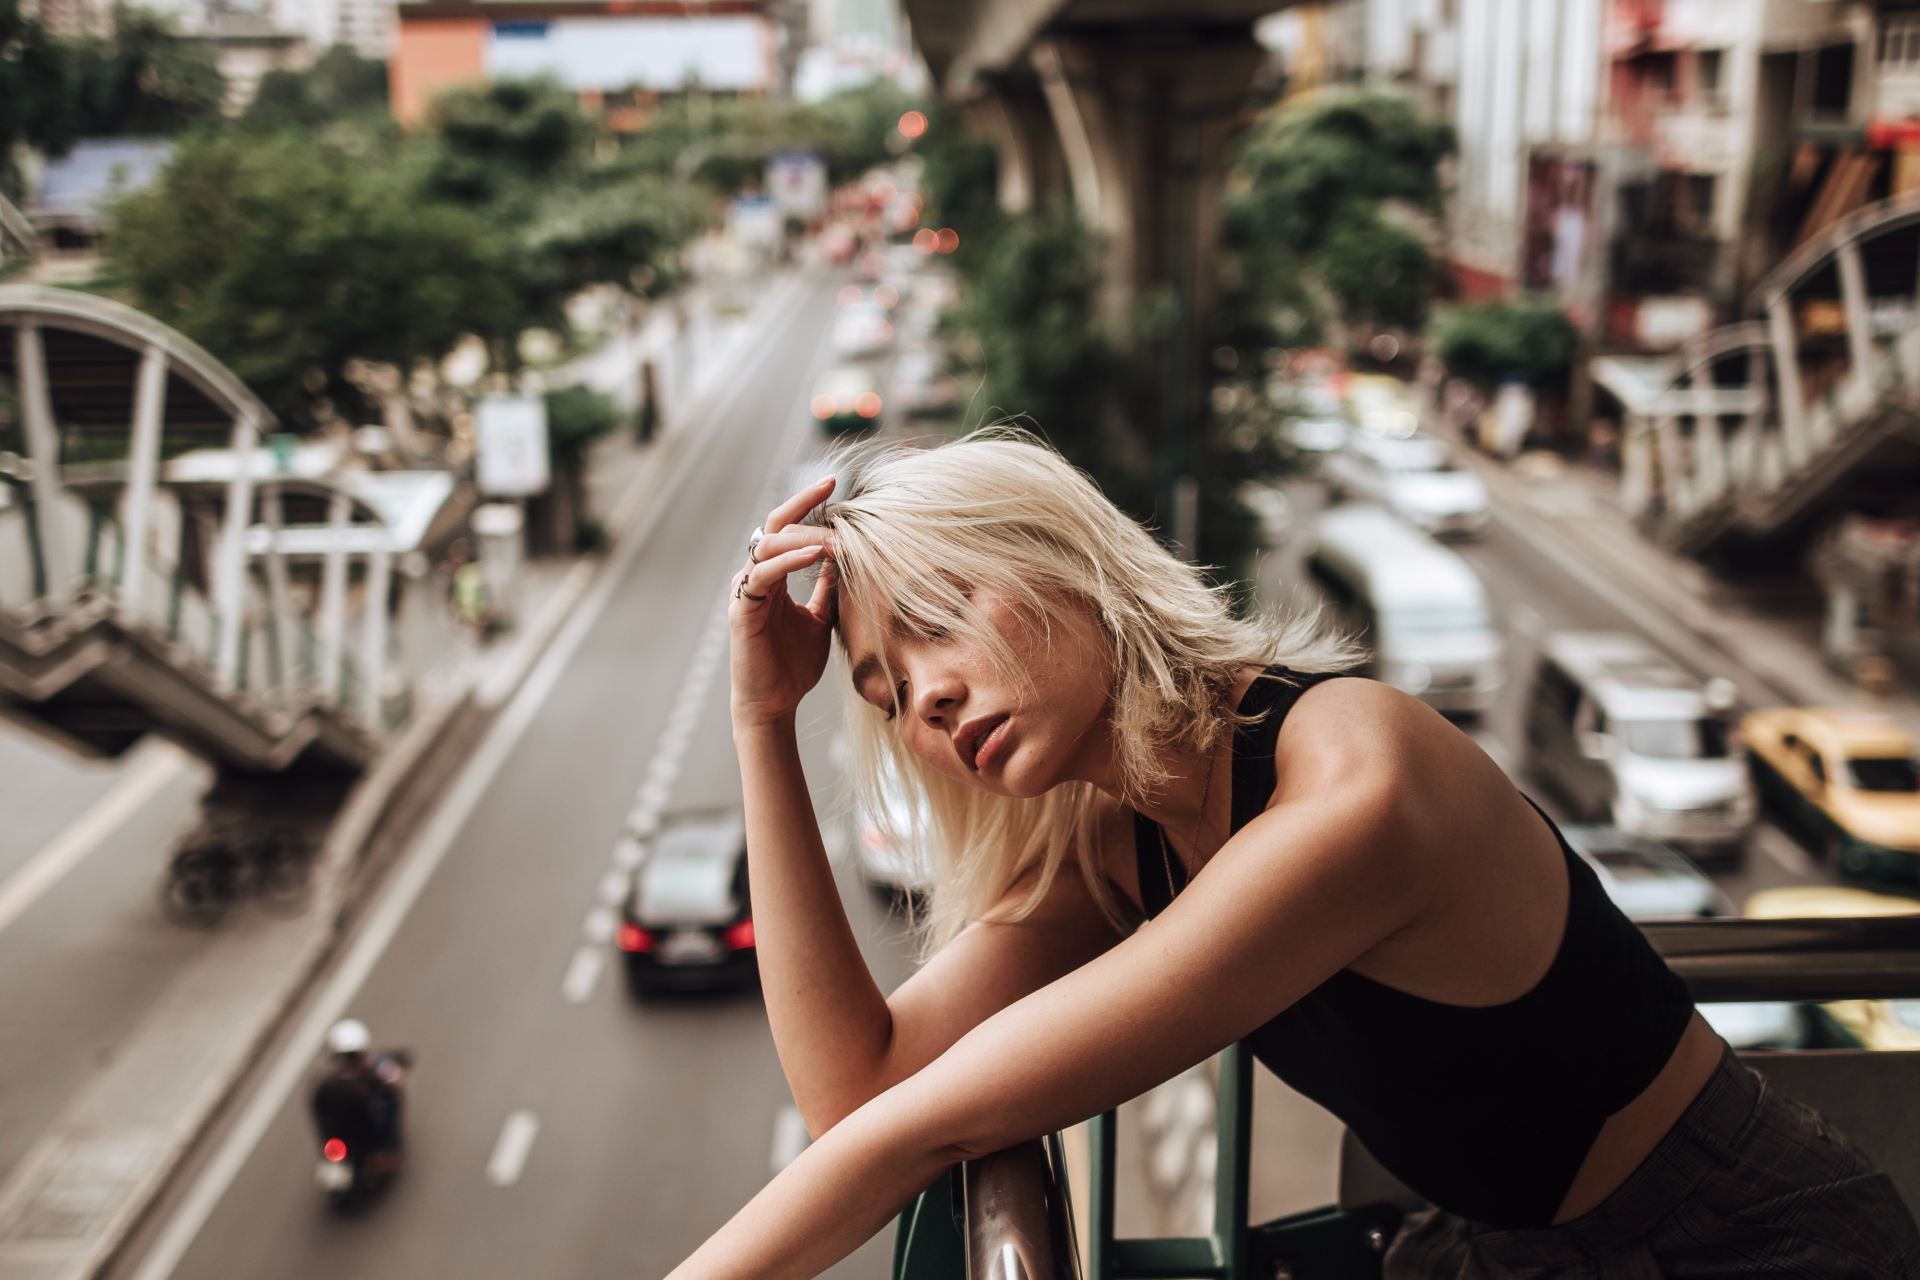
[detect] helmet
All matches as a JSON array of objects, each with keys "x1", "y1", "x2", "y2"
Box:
[{"x1": 326, "y1": 1018, "x2": 371, "y2": 1055}]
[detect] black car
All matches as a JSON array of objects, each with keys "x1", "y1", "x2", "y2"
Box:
[{"x1": 617, "y1": 810, "x2": 757, "y2": 996}]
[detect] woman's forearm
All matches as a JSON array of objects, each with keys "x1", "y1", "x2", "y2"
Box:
[
  {"x1": 734, "y1": 716, "x2": 894, "y2": 1132},
  {"x1": 664, "y1": 1081, "x2": 955, "y2": 1280}
]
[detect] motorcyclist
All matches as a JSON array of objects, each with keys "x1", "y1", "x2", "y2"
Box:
[{"x1": 310, "y1": 1018, "x2": 405, "y2": 1169}]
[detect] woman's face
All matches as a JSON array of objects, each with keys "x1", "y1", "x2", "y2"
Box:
[{"x1": 840, "y1": 585, "x2": 1114, "y2": 797}]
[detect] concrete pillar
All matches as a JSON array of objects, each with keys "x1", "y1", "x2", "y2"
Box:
[
  {"x1": 1620, "y1": 415, "x2": 1654, "y2": 517},
  {"x1": 1766, "y1": 294, "x2": 1810, "y2": 466},
  {"x1": 1835, "y1": 236, "x2": 1874, "y2": 389},
  {"x1": 1654, "y1": 414, "x2": 1689, "y2": 517},
  {"x1": 1029, "y1": 23, "x2": 1267, "y2": 544},
  {"x1": 261, "y1": 485, "x2": 297, "y2": 702},
  {"x1": 968, "y1": 78, "x2": 1067, "y2": 215},
  {"x1": 119, "y1": 343, "x2": 169, "y2": 621}
]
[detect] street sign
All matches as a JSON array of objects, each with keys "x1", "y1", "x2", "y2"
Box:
[
  {"x1": 474, "y1": 393, "x2": 551, "y2": 497},
  {"x1": 766, "y1": 150, "x2": 826, "y2": 221}
]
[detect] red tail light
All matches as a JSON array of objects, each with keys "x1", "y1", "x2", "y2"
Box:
[
  {"x1": 323, "y1": 1138, "x2": 348, "y2": 1163},
  {"x1": 723, "y1": 918, "x2": 755, "y2": 950},
  {"x1": 616, "y1": 921, "x2": 655, "y2": 953},
  {"x1": 810, "y1": 394, "x2": 835, "y2": 419},
  {"x1": 855, "y1": 392, "x2": 882, "y2": 418}
]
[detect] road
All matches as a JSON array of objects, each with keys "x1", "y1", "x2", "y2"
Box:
[{"x1": 88, "y1": 276, "x2": 1840, "y2": 1278}]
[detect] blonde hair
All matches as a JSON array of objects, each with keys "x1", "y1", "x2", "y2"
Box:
[{"x1": 815, "y1": 427, "x2": 1360, "y2": 953}]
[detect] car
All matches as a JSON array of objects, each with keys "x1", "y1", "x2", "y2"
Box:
[
  {"x1": 809, "y1": 366, "x2": 884, "y2": 434},
  {"x1": 1745, "y1": 886, "x2": 1920, "y2": 1050},
  {"x1": 616, "y1": 810, "x2": 757, "y2": 996},
  {"x1": 855, "y1": 765, "x2": 934, "y2": 898},
  {"x1": 831, "y1": 300, "x2": 894, "y2": 357},
  {"x1": 1322, "y1": 433, "x2": 1491, "y2": 539},
  {"x1": 1526, "y1": 633, "x2": 1755, "y2": 864},
  {"x1": 1343, "y1": 372, "x2": 1421, "y2": 437},
  {"x1": 1561, "y1": 824, "x2": 1735, "y2": 920},
  {"x1": 890, "y1": 345, "x2": 961, "y2": 418},
  {"x1": 1740, "y1": 707, "x2": 1920, "y2": 882}
]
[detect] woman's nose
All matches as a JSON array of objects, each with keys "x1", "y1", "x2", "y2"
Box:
[{"x1": 911, "y1": 672, "x2": 963, "y2": 724}]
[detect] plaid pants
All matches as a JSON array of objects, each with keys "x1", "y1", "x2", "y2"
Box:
[{"x1": 1384, "y1": 1047, "x2": 1920, "y2": 1278}]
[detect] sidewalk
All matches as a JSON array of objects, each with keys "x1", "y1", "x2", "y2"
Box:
[
  {"x1": 1453, "y1": 442, "x2": 1920, "y2": 736},
  {"x1": 0, "y1": 266, "x2": 805, "y2": 1280}
]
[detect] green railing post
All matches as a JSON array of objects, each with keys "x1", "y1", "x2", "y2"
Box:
[
  {"x1": 1089, "y1": 1107, "x2": 1118, "y2": 1280},
  {"x1": 1214, "y1": 1043, "x2": 1252, "y2": 1278}
]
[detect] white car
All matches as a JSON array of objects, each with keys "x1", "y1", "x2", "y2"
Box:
[
  {"x1": 1323, "y1": 434, "x2": 1490, "y2": 539},
  {"x1": 1560, "y1": 826, "x2": 1733, "y2": 920},
  {"x1": 831, "y1": 301, "x2": 894, "y2": 358}
]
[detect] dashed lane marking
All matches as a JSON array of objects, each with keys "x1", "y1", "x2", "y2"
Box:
[
  {"x1": 485, "y1": 1111, "x2": 540, "y2": 1187},
  {"x1": 769, "y1": 1105, "x2": 811, "y2": 1174},
  {"x1": 561, "y1": 946, "x2": 605, "y2": 1005}
]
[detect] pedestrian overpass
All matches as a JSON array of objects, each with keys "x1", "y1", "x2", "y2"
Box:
[
  {"x1": 0, "y1": 284, "x2": 455, "y2": 776},
  {"x1": 1596, "y1": 191, "x2": 1920, "y2": 558}
]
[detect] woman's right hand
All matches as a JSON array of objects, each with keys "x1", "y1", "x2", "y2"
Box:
[{"x1": 729, "y1": 475, "x2": 839, "y2": 729}]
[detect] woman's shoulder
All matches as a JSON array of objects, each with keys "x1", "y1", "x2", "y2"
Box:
[{"x1": 1275, "y1": 676, "x2": 1501, "y2": 809}]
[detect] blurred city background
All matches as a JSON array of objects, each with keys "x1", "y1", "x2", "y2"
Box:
[{"x1": 4, "y1": 0, "x2": 1920, "y2": 1276}]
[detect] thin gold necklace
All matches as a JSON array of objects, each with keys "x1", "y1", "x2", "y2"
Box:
[{"x1": 1159, "y1": 744, "x2": 1218, "y2": 902}]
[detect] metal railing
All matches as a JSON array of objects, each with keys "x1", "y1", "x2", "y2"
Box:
[{"x1": 895, "y1": 914, "x2": 1920, "y2": 1280}]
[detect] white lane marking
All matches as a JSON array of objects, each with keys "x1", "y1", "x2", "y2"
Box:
[
  {"x1": 611, "y1": 836, "x2": 645, "y2": 869},
  {"x1": 485, "y1": 1111, "x2": 540, "y2": 1187},
  {"x1": 598, "y1": 868, "x2": 628, "y2": 905},
  {"x1": 0, "y1": 742, "x2": 189, "y2": 938},
  {"x1": 769, "y1": 1105, "x2": 811, "y2": 1174},
  {"x1": 124, "y1": 274, "x2": 828, "y2": 1280},
  {"x1": 561, "y1": 945, "x2": 605, "y2": 1004},
  {"x1": 582, "y1": 906, "x2": 616, "y2": 946}
]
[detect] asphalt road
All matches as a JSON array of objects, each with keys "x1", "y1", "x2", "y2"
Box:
[{"x1": 98, "y1": 286, "x2": 1841, "y2": 1280}]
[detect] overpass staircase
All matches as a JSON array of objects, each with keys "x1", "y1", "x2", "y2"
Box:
[
  {"x1": 0, "y1": 285, "x2": 446, "y2": 781},
  {"x1": 1601, "y1": 193, "x2": 1920, "y2": 559}
]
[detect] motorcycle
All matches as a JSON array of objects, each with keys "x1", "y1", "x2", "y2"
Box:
[{"x1": 312, "y1": 1050, "x2": 411, "y2": 1210}]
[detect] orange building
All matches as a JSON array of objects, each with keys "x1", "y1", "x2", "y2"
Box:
[{"x1": 390, "y1": 0, "x2": 776, "y2": 127}]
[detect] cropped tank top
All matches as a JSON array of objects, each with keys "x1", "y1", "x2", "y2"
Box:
[{"x1": 1131, "y1": 667, "x2": 1696, "y2": 1228}]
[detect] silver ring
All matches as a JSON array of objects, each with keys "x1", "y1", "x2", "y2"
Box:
[
  {"x1": 747, "y1": 526, "x2": 765, "y2": 564},
  {"x1": 734, "y1": 574, "x2": 766, "y2": 603}
]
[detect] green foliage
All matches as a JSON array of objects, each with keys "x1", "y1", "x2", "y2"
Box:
[
  {"x1": 914, "y1": 104, "x2": 1002, "y2": 246},
  {"x1": 241, "y1": 46, "x2": 390, "y2": 133},
  {"x1": 108, "y1": 130, "x2": 515, "y2": 428},
  {"x1": 1433, "y1": 300, "x2": 1580, "y2": 391},
  {"x1": 423, "y1": 77, "x2": 595, "y2": 206},
  {"x1": 1220, "y1": 89, "x2": 1453, "y2": 350},
  {"x1": 953, "y1": 209, "x2": 1147, "y2": 515},
  {"x1": 543, "y1": 383, "x2": 623, "y2": 470},
  {"x1": 802, "y1": 81, "x2": 914, "y2": 183},
  {"x1": 0, "y1": 0, "x2": 222, "y2": 198}
]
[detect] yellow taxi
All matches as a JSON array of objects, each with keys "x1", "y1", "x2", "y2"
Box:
[
  {"x1": 1745, "y1": 886, "x2": 1920, "y2": 1050},
  {"x1": 1739, "y1": 707, "x2": 1920, "y2": 883}
]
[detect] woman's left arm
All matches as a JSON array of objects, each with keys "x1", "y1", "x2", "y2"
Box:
[{"x1": 666, "y1": 766, "x2": 1429, "y2": 1280}]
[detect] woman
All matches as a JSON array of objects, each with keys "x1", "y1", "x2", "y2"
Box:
[{"x1": 671, "y1": 430, "x2": 1919, "y2": 1279}]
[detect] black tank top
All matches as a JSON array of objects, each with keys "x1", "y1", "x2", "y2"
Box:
[{"x1": 1132, "y1": 667, "x2": 1696, "y2": 1228}]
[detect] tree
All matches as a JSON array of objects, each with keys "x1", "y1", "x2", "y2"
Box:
[
  {"x1": 241, "y1": 45, "x2": 390, "y2": 133},
  {"x1": 1221, "y1": 89, "x2": 1454, "y2": 349},
  {"x1": 422, "y1": 77, "x2": 595, "y2": 207},
  {"x1": 108, "y1": 130, "x2": 515, "y2": 428},
  {"x1": 65, "y1": 6, "x2": 225, "y2": 136},
  {"x1": 1433, "y1": 301, "x2": 1579, "y2": 393},
  {"x1": 529, "y1": 383, "x2": 623, "y2": 554},
  {"x1": 0, "y1": 0, "x2": 78, "y2": 198}
]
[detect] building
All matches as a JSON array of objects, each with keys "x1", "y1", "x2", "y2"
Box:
[{"x1": 389, "y1": 0, "x2": 781, "y2": 127}]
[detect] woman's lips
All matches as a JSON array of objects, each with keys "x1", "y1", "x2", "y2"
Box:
[{"x1": 971, "y1": 716, "x2": 1013, "y2": 772}]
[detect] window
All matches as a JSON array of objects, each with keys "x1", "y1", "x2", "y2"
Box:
[
  {"x1": 1697, "y1": 49, "x2": 1726, "y2": 109},
  {"x1": 1685, "y1": 174, "x2": 1718, "y2": 234},
  {"x1": 1621, "y1": 718, "x2": 1733, "y2": 760},
  {"x1": 1846, "y1": 756, "x2": 1920, "y2": 793}
]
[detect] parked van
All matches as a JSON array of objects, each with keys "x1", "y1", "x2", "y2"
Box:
[
  {"x1": 1303, "y1": 505, "x2": 1503, "y2": 715},
  {"x1": 1524, "y1": 632, "x2": 1755, "y2": 864}
]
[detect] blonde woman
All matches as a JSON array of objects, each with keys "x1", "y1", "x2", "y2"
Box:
[{"x1": 673, "y1": 431, "x2": 1918, "y2": 1279}]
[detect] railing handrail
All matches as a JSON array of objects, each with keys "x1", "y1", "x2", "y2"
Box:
[
  {"x1": 962, "y1": 1134, "x2": 1081, "y2": 1280},
  {"x1": 1643, "y1": 914, "x2": 1920, "y2": 1002}
]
